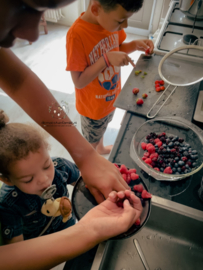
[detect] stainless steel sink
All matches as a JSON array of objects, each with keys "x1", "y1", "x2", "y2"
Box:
[{"x1": 91, "y1": 196, "x2": 203, "y2": 270}]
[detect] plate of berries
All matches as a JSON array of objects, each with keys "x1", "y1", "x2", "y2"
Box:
[
  {"x1": 130, "y1": 117, "x2": 203, "y2": 181},
  {"x1": 72, "y1": 164, "x2": 151, "y2": 240}
]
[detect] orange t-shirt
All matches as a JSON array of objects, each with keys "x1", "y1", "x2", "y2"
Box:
[{"x1": 66, "y1": 14, "x2": 126, "y2": 120}]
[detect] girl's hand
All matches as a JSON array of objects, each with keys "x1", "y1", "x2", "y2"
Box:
[
  {"x1": 106, "y1": 51, "x2": 135, "y2": 67},
  {"x1": 79, "y1": 190, "x2": 143, "y2": 242},
  {"x1": 134, "y1": 39, "x2": 154, "y2": 54}
]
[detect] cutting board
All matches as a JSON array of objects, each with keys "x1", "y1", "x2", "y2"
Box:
[{"x1": 114, "y1": 54, "x2": 200, "y2": 120}]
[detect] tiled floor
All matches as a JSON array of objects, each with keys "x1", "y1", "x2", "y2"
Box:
[{"x1": 0, "y1": 22, "x2": 146, "y2": 270}]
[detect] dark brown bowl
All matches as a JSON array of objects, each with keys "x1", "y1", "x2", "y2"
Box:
[{"x1": 71, "y1": 165, "x2": 151, "y2": 240}]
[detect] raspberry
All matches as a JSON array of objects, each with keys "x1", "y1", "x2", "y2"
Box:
[
  {"x1": 135, "y1": 218, "x2": 141, "y2": 226},
  {"x1": 116, "y1": 200, "x2": 124, "y2": 208},
  {"x1": 150, "y1": 152, "x2": 158, "y2": 159},
  {"x1": 126, "y1": 174, "x2": 131, "y2": 184},
  {"x1": 159, "y1": 80, "x2": 165, "y2": 85},
  {"x1": 144, "y1": 158, "x2": 152, "y2": 164},
  {"x1": 145, "y1": 48, "x2": 150, "y2": 55},
  {"x1": 133, "y1": 184, "x2": 144, "y2": 193},
  {"x1": 182, "y1": 157, "x2": 187, "y2": 162},
  {"x1": 164, "y1": 167, "x2": 172, "y2": 174},
  {"x1": 156, "y1": 141, "x2": 162, "y2": 148},
  {"x1": 186, "y1": 161, "x2": 192, "y2": 167},
  {"x1": 136, "y1": 98, "x2": 144, "y2": 105},
  {"x1": 148, "y1": 145, "x2": 155, "y2": 154},
  {"x1": 142, "y1": 157, "x2": 147, "y2": 161},
  {"x1": 143, "y1": 151, "x2": 150, "y2": 157},
  {"x1": 161, "y1": 132, "x2": 166, "y2": 136},
  {"x1": 122, "y1": 174, "x2": 127, "y2": 181},
  {"x1": 128, "y1": 168, "x2": 137, "y2": 174},
  {"x1": 142, "y1": 93, "x2": 148, "y2": 99},
  {"x1": 141, "y1": 190, "x2": 152, "y2": 199},
  {"x1": 154, "y1": 167, "x2": 160, "y2": 171},
  {"x1": 119, "y1": 164, "x2": 128, "y2": 174},
  {"x1": 146, "y1": 143, "x2": 153, "y2": 150},
  {"x1": 141, "y1": 142, "x2": 147, "y2": 150},
  {"x1": 132, "y1": 88, "x2": 139, "y2": 95},
  {"x1": 154, "y1": 138, "x2": 160, "y2": 143},
  {"x1": 131, "y1": 173, "x2": 139, "y2": 180}
]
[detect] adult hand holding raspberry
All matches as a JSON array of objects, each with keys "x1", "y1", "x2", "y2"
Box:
[
  {"x1": 106, "y1": 51, "x2": 135, "y2": 67},
  {"x1": 80, "y1": 152, "x2": 130, "y2": 203},
  {"x1": 79, "y1": 190, "x2": 143, "y2": 242}
]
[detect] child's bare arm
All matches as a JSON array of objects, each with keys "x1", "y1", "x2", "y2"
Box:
[
  {"x1": 119, "y1": 39, "x2": 154, "y2": 54},
  {"x1": 71, "y1": 51, "x2": 134, "y2": 89},
  {"x1": 4, "y1": 234, "x2": 24, "y2": 245}
]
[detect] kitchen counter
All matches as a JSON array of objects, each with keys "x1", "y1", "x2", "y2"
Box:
[{"x1": 91, "y1": 53, "x2": 203, "y2": 270}]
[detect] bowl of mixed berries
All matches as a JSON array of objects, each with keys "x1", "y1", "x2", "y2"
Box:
[{"x1": 130, "y1": 117, "x2": 203, "y2": 181}]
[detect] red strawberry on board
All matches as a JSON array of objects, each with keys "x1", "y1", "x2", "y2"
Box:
[
  {"x1": 136, "y1": 98, "x2": 144, "y2": 105},
  {"x1": 142, "y1": 93, "x2": 148, "y2": 99},
  {"x1": 132, "y1": 88, "x2": 139, "y2": 95}
]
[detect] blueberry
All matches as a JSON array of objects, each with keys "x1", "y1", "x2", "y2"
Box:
[
  {"x1": 177, "y1": 168, "x2": 181, "y2": 173},
  {"x1": 182, "y1": 147, "x2": 187, "y2": 151},
  {"x1": 178, "y1": 161, "x2": 185, "y2": 166},
  {"x1": 174, "y1": 163, "x2": 179, "y2": 168},
  {"x1": 166, "y1": 139, "x2": 170, "y2": 145},
  {"x1": 169, "y1": 136, "x2": 174, "y2": 140},
  {"x1": 172, "y1": 136, "x2": 179, "y2": 142},
  {"x1": 185, "y1": 143, "x2": 190, "y2": 148},
  {"x1": 175, "y1": 172, "x2": 180, "y2": 174},
  {"x1": 172, "y1": 168, "x2": 177, "y2": 173},
  {"x1": 175, "y1": 157, "x2": 179, "y2": 161},
  {"x1": 191, "y1": 155, "x2": 198, "y2": 160},
  {"x1": 183, "y1": 151, "x2": 189, "y2": 157},
  {"x1": 185, "y1": 164, "x2": 190, "y2": 169},
  {"x1": 178, "y1": 138, "x2": 184, "y2": 143},
  {"x1": 184, "y1": 169, "x2": 189, "y2": 174},
  {"x1": 160, "y1": 167, "x2": 164, "y2": 172},
  {"x1": 192, "y1": 150, "x2": 197, "y2": 155},
  {"x1": 174, "y1": 141, "x2": 180, "y2": 146},
  {"x1": 162, "y1": 148, "x2": 167, "y2": 154},
  {"x1": 162, "y1": 144, "x2": 167, "y2": 148},
  {"x1": 192, "y1": 162, "x2": 197, "y2": 168},
  {"x1": 168, "y1": 142, "x2": 174, "y2": 148}
]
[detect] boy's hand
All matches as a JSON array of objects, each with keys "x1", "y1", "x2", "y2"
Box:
[
  {"x1": 134, "y1": 39, "x2": 154, "y2": 54},
  {"x1": 106, "y1": 51, "x2": 135, "y2": 67},
  {"x1": 79, "y1": 190, "x2": 143, "y2": 242},
  {"x1": 80, "y1": 152, "x2": 130, "y2": 204}
]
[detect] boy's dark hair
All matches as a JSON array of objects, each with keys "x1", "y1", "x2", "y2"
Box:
[{"x1": 98, "y1": 0, "x2": 144, "y2": 12}]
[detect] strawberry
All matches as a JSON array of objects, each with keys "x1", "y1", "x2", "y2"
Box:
[
  {"x1": 145, "y1": 48, "x2": 150, "y2": 55},
  {"x1": 142, "y1": 93, "x2": 148, "y2": 99},
  {"x1": 160, "y1": 86, "x2": 165, "y2": 91},
  {"x1": 136, "y1": 98, "x2": 144, "y2": 105},
  {"x1": 155, "y1": 80, "x2": 160, "y2": 84},
  {"x1": 132, "y1": 88, "x2": 139, "y2": 95},
  {"x1": 135, "y1": 218, "x2": 141, "y2": 226},
  {"x1": 155, "y1": 84, "x2": 160, "y2": 88},
  {"x1": 141, "y1": 142, "x2": 147, "y2": 150},
  {"x1": 141, "y1": 190, "x2": 152, "y2": 199},
  {"x1": 156, "y1": 87, "x2": 161, "y2": 92},
  {"x1": 119, "y1": 164, "x2": 128, "y2": 174},
  {"x1": 128, "y1": 168, "x2": 137, "y2": 174},
  {"x1": 133, "y1": 184, "x2": 144, "y2": 193},
  {"x1": 131, "y1": 173, "x2": 139, "y2": 180},
  {"x1": 159, "y1": 80, "x2": 165, "y2": 85},
  {"x1": 164, "y1": 167, "x2": 173, "y2": 174},
  {"x1": 144, "y1": 158, "x2": 152, "y2": 164}
]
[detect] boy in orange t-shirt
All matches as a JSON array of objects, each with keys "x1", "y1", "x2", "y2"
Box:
[{"x1": 66, "y1": 0, "x2": 154, "y2": 155}]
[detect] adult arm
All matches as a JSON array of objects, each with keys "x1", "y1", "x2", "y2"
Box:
[
  {"x1": 0, "y1": 48, "x2": 129, "y2": 203},
  {"x1": 0, "y1": 190, "x2": 142, "y2": 270},
  {"x1": 4, "y1": 234, "x2": 24, "y2": 245}
]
